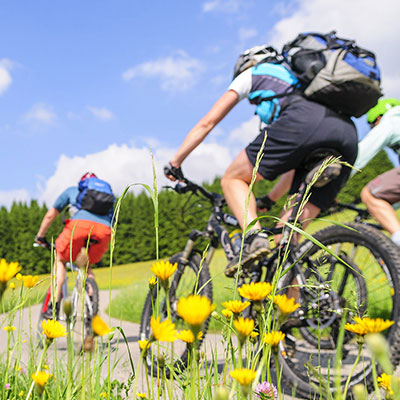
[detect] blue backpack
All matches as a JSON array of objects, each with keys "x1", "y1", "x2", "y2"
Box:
[
  {"x1": 282, "y1": 31, "x2": 382, "y2": 117},
  {"x1": 76, "y1": 177, "x2": 115, "y2": 216}
]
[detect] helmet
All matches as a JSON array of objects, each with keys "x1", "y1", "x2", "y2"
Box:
[
  {"x1": 80, "y1": 172, "x2": 97, "y2": 181},
  {"x1": 367, "y1": 98, "x2": 400, "y2": 124},
  {"x1": 232, "y1": 45, "x2": 278, "y2": 80}
]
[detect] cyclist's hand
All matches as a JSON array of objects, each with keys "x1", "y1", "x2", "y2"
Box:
[
  {"x1": 256, "y1": 195, "x2": 275, "y2": 212},
  {"x1": 164, "y1": 162, "x2": 184, "y2": 181},
  {"x1": 35, "y1": 236, "x2": 51, "y2": 249}
]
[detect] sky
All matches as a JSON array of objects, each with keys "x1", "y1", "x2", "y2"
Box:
[{"x1": 1, "y1": 0, "x2": 400, "y2": 207}]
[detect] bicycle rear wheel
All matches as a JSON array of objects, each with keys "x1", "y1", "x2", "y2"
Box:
[
  {"x1": 277, "y1": 223, "x2": 400, "y2": 398},
  {"x1": 139, "y1": 252, "x2": 213, "y2": 376}
]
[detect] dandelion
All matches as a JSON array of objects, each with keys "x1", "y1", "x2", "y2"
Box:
[
  {"x1": 3, "y1": 326, "x2": 16, "y2": 332},
  {"x1": 255, "y1": 381, "x2": 278, "y2": 400},
  {"x1": 230, "y1": 368, "x2": 257, "y2": 396},
  {"x1": 16, "y1": 273, "x2": 22, "y2": 280},
  {"x1": 148, "y1": 276, "x2": 157, "y2": 290},
  {"x1": 137, "y1": 393, "x2": 147, "y2": 399},
  {"x1": 345, "y1": 317, "x2": 394, "y2": 336},
  {"x1": 21, "y1": 275, "x2": 39, "y2": 288},
  {"x1": 272, "y1": 294, "x2": 300, "y2": 315},
  {"x1": 378, "y1": 373, "x2": 393, "y2": 395},
  {"x1": 150, "y1": 316, "x2": 177, "y2": 342},
  {"x1": 139, "y1": 340, "x2": 151, "y2": 351},
  {"x1": 41, "y1": 319, "x2": 67, "y2": 340},
  {"x1": 99, "y1": 392, "x2": 108, "y2": 398},
  {"x1": 9, "y1": 282, "x2": 15, "y2": 289},
  {"x1": 221, "y1": 309, "x2": 233, "y2": 319},
  {"x1": 177, "y1": 295, "x2": 215, "y2": 328},
  {"x1": 150, "y1": 260, "x2": 177, "y2": 287},
  {"x1": 234, "y1": 317, "x2": 255, "y2": 344},
  {"x1": 222, "y1": 300, "x2": 250, "y2": 315},
  {"x1": 238, "y1": 282, "x2": 272, "y2": 301},
  {"x1": 250, "y1": 331, "x2": 259, "y2": 340},
  {"x1": 32, "y1": 371, "x2": 52, "y2": 387},
  {"x1": 92, "y1": 315, "x2": 112, "y2": 336},
  {"x1": 263, "y1": 331, "x2": 285, "y2": 347},
  {"x1": 176, "y1": 329, "x2": 203, "y2": 344},
  {"x1": 0, "y1": 259, "x2": 22, "y2": 282},
  {"x1": 18, "y1": 391, "x2": 24, "y2": 397}
]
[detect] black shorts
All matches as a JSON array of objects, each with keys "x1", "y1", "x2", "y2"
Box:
[{"x1": 246, "y1": 96, "x2": 358, "y2": 210}]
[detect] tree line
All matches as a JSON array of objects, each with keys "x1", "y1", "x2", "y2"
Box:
[{"x1": 0, "y1": 151, "x2": 393, "y2": 275}]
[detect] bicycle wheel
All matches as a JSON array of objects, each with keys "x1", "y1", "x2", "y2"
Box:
[
  {"x1": 139, "y1": 252, "x2": 213, "y2": 376},
  {"x1": 277, "y1": 223, "x2": 400, "y2": 398}
]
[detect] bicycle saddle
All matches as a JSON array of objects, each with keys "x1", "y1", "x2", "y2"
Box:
[{"x1": 303, "y1": 148, "x2": 342, "y2": 188}]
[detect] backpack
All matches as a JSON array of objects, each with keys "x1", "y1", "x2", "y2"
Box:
[
  {"x1": 281, "y1": 31, "x2": 382, "y2": 117},
  {"x1": 76, "y1": 177, "x2": 115, "y2": 216}
]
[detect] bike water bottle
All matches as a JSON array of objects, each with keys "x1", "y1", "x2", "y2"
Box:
[{"x1": 229, "y1": 229, "x2": 243, "y2": 254}]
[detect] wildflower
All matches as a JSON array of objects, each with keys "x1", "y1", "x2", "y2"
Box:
[
  {"x1": 99, "y1": 392, "x2": 108, "y2": 398},
  {"x1": 44, "y1": 364, "x2": 49, "y2": 370},
  {"x1": 345, "y1": 317, "x2": 394, "y2": 336},
  {"x1": 41, "y1": 319, "x2": 67, "y2": 340},
  {"x1": 5, "y1": 383, "x2": 10, "y2": 390},
  {"x1": 221, "y1": 308, "x2": 233, "y2": 319},
  {"x1": 0, "y1": 259, "x2": 22, "y2": 282},
  {"x1": 176, "y1": 329, "x2": 203, "y2": 343},
  {"x1": 148, "y1": 276, "x2": 157, "y2": 290},
  {"x1": 263, "y1": 331, "x2": 285, "y2": 347},
  {"x1": 137, "y1": 393, "x2": 147, "y2": 399},
  {"x1": 250, "y1": 331, "x2": 259, "y2": 340},
  {"x1": 32, "y1": 371, "x2": 52, "y2": 387},
  {"x1": 150, "y1": 260, "x2": 177, "y2": 288},
  {"x1": 9, "y1": 282, "x2": 15, "y2": 289},
  {"x1": 230, "y1": 368, "x2": 257, "y2": 395},
  {"x1": 21, "y1": 275, "x2": 39, "y2": 288},
  {"x1": 150, "y1": 316, "x2": 177, "y2": 342},
  {"x1": 272, "y1": 294, "x2": 300, "y2": 315},
  {"x1": 3, "y1": 326, "x2": 16, "y2": 332},
  {"x1": 256, "y1": 381, "x2": 278, "y2": 400},
  {"x1": 177, "y1": 295, "x2": 215, "y2": 328},
  {"x1": 238, "y1": 282, "x2": 272, "y2": 301},
  {"x1": 92, "y1": 315, "x2": 112, "y2": 336},
  {"x1": 16, "y1": 273, "x2": 22, "y2": 280},
  {"x1": 18, "y1": 391, "x2": 24, "y2": 397},
  {"x1": 222, "y1": 300, "x2": 250, "y2": 315},
  {"x1": 234, "y1": 317, "x2": 254, "y2": 344},
  {"x1": 378, "y1": 373, "x2": 393, "y2": 395},
  {"x1": 138, "y1": 340, "x2": 151, "y2": 351}
]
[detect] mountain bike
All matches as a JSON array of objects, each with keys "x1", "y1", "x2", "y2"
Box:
[
  {"x1": 35, "y1": 241, "x2": 99, "y2": 351},
  {"x1": 139, "y1": 155, "x2": 400, "y2": 398}
]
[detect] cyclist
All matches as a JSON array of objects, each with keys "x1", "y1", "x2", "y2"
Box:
[
  {"x1": 354, "y1": 98, "x2": 400, "y2": 247},
  {"x1": 164, "y1": 45, "x2": 358, "y2": 273},
  {"x1": 35, "y1": 172, "x2": 114, "y2": 319}
]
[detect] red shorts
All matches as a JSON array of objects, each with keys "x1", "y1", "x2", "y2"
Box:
[{"x1": 55, "y1": 219, "x2": 111, "y2": 264}]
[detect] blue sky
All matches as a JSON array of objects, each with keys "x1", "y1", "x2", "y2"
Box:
[{"x1": 1, "y1": 0, "x2": 399, "y2": 207}]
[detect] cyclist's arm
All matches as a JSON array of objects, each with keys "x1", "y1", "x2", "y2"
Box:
[
  {"x1": 169, "y1": 89, "x2": 239, "y2": 168},
  {"x1": 36, "y1": 207, "x2": 60, "y2": 238}
]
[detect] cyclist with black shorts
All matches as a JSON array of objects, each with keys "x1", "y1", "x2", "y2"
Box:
[
  {"x1": 35, "y1": 172, "x2": 114, "y2": 319},
  {"x1": 165, "y1": 45, "x2": 358, "y2": 272},
  {"x1": 355, "y1": 98, "x2": 400, "y2": 247}
]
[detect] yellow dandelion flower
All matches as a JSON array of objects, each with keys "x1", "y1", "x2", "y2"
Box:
[
  {"x1": 99, "y1": 392, "x2": 108, "y2": 398},
  {"x1": 41, "y1": 319, "x2": 67, "y2": 339},
  {"x1": 44, "y1": 364, "x2": 49, "y2": 370},
  {"x1": 137, "y1": 393, "x2": 147, "y2": 399},
  {"x1": 250, "y1": 331, "x2": 259, "y2": 339},
  {"x1": 138, "y1": 340, "x2": 151, "y2": 351},
  {"x1": 16, "y1": 273, "x2": 22, "y2": 280},
  {"x1": 92, "y1": 315, "x2": 112, "y2": 336},
  {"x1": 0, "y1": 259, "x2": 22, "y2": 282},
  {"x1": 9, "y1": 282, "x2": 16, "y2": 289},
  {"x1": 148, "y1": 276, "x2": 157, "y2": 289},
  {"x1": 18, "y1": 390, "x2": 24, "y2": 397},
  {"x1": 3, "y1": 326, "x2": 16, "y2": 332},
  {"x1": 150, "y1": 316, "x2": 177, "y2": 342},
  {"x1": 345, "y1": 317, "x2": 394, "y2": 336},
  {"x1": 150, "y1": 260, "x2": 177, "y2": 282},
  {"x1": 234, "y1": 317, "x2": 255, "y2": 338},
  {"x1": 222, "y1": 300, "x2": 250, "y2": 315},
  {"x1": 221, "y1": 308, "x2": 233, "y2": 319},
  {"x1": 263, "y1": 331, "x2": 285, "y2": 347},
  {"x1": 230, "y1": 368, "x2": 257, "y2": 386},
  {"x1": 378, "y1": 373, "x2": 393, "y2": 395},
  {"x1": 32, "y1": 371, "x2": 52, "y2": 387},
  {"x1": 177, "y1": 295, "x2": 215, "y2": 327},
  {"x1": 272, "y1": 294, "x2": 300, "y2": 315},
  {"x1": 238, "y1": 282, "x2": 272, "y2": 301},
  {"x1": 21, "y1": 275, "x2": 39, "y2": 288},
  {"x1": 176, "y1": 329, "x2": 203, "y2": 343}
]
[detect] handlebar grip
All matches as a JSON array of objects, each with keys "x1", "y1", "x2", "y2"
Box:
[{"x1": 164, "y1": 163, "x2": 184, "y2": 180}]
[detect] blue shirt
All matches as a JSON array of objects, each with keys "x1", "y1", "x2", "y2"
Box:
[{"x1": 53, "y1": 186, "x2": 113, "y2": 226}]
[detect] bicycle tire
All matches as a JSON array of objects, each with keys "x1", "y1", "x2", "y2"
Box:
[
  {"x1": 277, "y1": 223, "x2": 400, "y2": 399},
  {"x1": 139, "y1": 252, "x2": 213, "y2": 376}
]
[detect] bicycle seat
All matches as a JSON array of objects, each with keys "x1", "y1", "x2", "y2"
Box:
[{"x1": 303, "y1": 148, "x2": 342, "y2": 188}]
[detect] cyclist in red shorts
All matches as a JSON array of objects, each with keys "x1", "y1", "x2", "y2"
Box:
[{"x1": 35, "y1": 172, "x2": 115, "y2": 319}]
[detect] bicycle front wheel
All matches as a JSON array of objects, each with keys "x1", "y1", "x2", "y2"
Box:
[
  {"x1": 139, "y1": 251, "x2": 213, "y2": 376},
  {"x1": 278, "y1": 223, "x2": 400, "y2": 398}
]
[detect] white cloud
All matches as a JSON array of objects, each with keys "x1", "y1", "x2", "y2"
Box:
[
  {"x1": 268, "y1": 0, "x2": 400, "y2": 96},
  {"x1": 202, "y1": 0, "x2": 241, "y2": 13},
  {"x1": 122, "y1": 50, "x2": 203, "y2": 92},
  {"x1": 0, "y1": 58, "x2": 13, "y2": 96},
  {"x1": 87, "y1": 106, "x2": 114, "y2": 121},
  {"x1": 228, "y1": 116, "x2": 260, "y2": 148},
  {"x1": 24, "y1": 103, "x2": 56, "y2": 125},
  {"x1": 239, "y1": 28, "x2": 257, "y2": 43},
  {"x1": 0, "y1": 189, "x2": 30, "y2": 208}
]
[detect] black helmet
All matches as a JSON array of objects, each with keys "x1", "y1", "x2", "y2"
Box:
[{"x1": 232, "y1": 45, "x2": 279, "y2": 80}]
